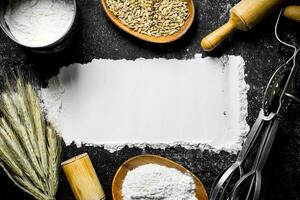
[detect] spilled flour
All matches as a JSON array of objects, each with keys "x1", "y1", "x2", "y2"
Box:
[{"x1": 41, "y1": 54, "x2": 249, "y2": 152}]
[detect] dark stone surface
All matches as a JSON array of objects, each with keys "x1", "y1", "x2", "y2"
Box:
[{"x1": 0, "y1": 0, "x2": 299, "y2": 199}]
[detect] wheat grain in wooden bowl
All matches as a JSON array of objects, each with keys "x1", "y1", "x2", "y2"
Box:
[{"x1": 101, "y1": 0, "x2": 195, "y2": 43}]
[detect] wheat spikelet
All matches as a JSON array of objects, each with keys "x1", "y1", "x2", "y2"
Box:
[
  {"x1": 0, "y1": 119, "x2": 45, "y2": 190},
  {"x1": 0, "y1": 135, "x2": 24, "y2": 177},
  {"x1": 46, "y1": 125, "x2": 62, "y2": 197},
  {"x1": 27, "y1": 84, "x2": 49, "y2": 178},
  {"x1": 0, "y1": 73, "x2": 62, "y2": 200},
  {"x1": 0, "y1": 162, "x2": 50, "y2": 200},
  {"x1": 16, "y1": 79, "x2": 42, "y2": 165}
]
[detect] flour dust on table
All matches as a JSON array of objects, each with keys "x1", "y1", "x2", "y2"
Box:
[{"x1": 41, "y1": 54, "x2": 249, "y2": 152}]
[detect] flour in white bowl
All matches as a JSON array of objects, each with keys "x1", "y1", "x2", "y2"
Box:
[
  {"x1": 122, "y1": 164, "x2": 197, "y2": 200},
  {"x1": 4, "y1": 0, "x2": 75, "y2": 47}
]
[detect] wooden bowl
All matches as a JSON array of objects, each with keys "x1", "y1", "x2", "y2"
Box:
[
  {"x1": 101, "y1": 0, "x2": 195, "y2": 43},
  {"x1": 112, "y1": 154, "x2": 208, "y2": 200}
]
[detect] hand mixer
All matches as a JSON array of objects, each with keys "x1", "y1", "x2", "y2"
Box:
[{"x1": 209, "y1": 10, "x2": 299, "y2": 200}]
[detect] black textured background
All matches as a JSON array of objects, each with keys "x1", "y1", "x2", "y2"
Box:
[{"x1": 0, "y1": 0, "x2": 299, "y2": 199}]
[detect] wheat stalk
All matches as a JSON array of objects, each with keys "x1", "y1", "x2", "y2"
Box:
[{"x1": 0, "y1": 74, "x2": 62, "y2": 200}]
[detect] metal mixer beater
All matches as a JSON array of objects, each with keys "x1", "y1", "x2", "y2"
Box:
[{"x1": 209, "y1": 9, "x2": 300, "y2": 200}]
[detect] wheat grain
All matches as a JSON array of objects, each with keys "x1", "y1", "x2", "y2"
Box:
[{"x1": 107, "y1": 0, "x2": 189, "y2": 36}]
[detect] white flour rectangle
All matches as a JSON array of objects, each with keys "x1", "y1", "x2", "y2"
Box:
[{"x1": 41, "y1": 55, "x2": 249, "y2": 152}]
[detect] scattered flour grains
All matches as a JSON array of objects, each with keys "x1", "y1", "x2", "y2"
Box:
[{"x1": 122, "y1": 164, "x2": 197, "y2": 200}]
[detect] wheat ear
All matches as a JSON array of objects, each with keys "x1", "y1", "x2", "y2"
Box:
[
  {"x1": 1, "y1": 93, "x2": 44, "y2": 181},
  {"x1": 27, "y1": 84, "x2": 49, "y2": 178},
  {"x1": 47, "y1": 125, "x2": 62, "y2": 197},
  {"x1": 16, "y1": 80, "x2": 43, "y2": 172},
  {"x1": 0, "y1": 74, "x2": 62, "y2": 200}
]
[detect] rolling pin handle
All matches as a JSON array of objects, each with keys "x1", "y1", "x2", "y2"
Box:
[
  {"x1": 201, "y1": 20, "x2": 237, "y2": 52},
  {"x1": 283, "y1": 5, "x2": 300, "y2": 22}
]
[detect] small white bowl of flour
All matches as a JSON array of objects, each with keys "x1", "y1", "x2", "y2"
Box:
[{"x1": 0, "y1": 0, "x2": 76, "y2": 53}]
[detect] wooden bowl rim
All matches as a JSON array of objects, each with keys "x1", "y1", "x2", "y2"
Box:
[
  {"x1": 112, "y1": 154, "x2": 208, "y2": 200},
  {"x1": 100, "y1": 0, "x2": 195, "y2": 43}
]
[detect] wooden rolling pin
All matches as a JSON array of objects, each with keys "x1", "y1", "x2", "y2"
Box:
[
  {"x1": 201, "y1": 0, "x2": 283, "y2": 52},
  {"x1": 62, "y1": 153, "x2": 106, "y2": 200},
  {"x1": 283, "y1": 5, "x2": 300, "y2": 22}
]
